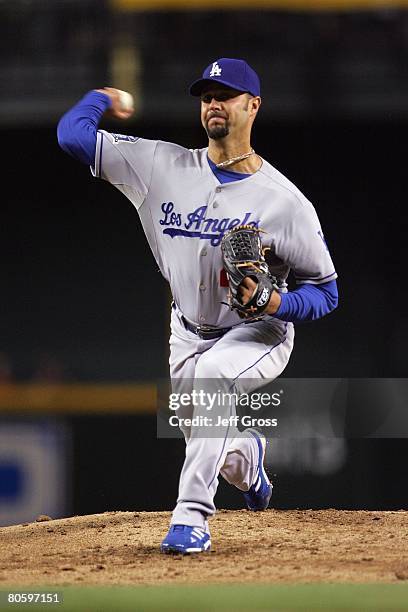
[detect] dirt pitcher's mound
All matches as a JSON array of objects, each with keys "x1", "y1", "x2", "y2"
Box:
[{"x1": 0, "y1": 510, "x2": 407, "y2": 586}]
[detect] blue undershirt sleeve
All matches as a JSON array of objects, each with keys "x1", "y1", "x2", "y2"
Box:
[
  {"x1": 273, "y1": 279, "x2": 338, "y2": 323},
  {"x1": 57, "y1": 91, "x2": 112, "y2": 165}
]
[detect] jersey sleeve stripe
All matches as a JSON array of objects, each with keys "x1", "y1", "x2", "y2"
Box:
[
  {"x1": 294, "y1": 271, "x2": 337, "y2": 284},
  {"x1": 91, "y1": 131, "x2": 103, "y2": 178},
  {"x1": 99, "y1": 132, "x2": 103, "y2": 178}
]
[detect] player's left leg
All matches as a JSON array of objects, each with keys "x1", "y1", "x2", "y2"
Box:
[
  {"x1": 211, "y1": 321, "x2": 294, "y2": 500},
  {"x1": 169, "y1": 319, "x2": 294, "y2": 531}
]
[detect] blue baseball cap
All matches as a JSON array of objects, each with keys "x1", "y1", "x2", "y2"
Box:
[{"x1": 189, "y1": 58, "x2": 261, "y2": 97}]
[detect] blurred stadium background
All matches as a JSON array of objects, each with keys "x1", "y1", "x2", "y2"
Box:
[{"x1": 0, "y1": 0, "x2": 407, "y2": 526}]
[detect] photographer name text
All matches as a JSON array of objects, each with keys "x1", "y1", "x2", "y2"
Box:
[{"x1": 168, "y1": 415, "x2": 278, "y2": 428}]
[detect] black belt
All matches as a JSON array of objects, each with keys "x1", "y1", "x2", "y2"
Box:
[{"x1": 181, "y1": 315, "x2": 232, "y2": 340}]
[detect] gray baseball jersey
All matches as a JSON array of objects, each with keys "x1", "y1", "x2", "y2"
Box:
[{"x1": 92, "y1": 131, "x2": 337, "y2": 328}]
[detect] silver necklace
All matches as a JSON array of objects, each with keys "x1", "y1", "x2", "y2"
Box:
[{"x1": 216, "y1": 148, "x2": 255, "y2": 169}]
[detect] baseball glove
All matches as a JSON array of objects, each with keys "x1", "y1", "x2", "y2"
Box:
[{"x1": 221, "y1": 225, "x2": 278, "y2": 317}]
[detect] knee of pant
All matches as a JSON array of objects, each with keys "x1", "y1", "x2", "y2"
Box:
[
  {"x1": 186, "y1": 443, "x2": 225, "y2": 474},
  {"x1": 195, "y1": 350, "x2": 230, "y2": 380}
]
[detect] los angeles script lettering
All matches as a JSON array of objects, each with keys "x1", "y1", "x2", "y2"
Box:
[{"x1": 159, "y1": 202, "x2": 259, "y2": 235}]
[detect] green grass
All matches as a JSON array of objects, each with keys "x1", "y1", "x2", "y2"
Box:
[{"x1": 1, "y1": 584, "x2": 408, "y2": 611}]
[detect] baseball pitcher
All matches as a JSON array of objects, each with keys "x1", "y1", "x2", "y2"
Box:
[{"x1": 57, "y1": 58, "x2": 338, "y2": 554}]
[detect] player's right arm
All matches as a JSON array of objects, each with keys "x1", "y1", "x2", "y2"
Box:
[
  {"x1": 57, "y1": 89, "x2": 160, "y2": 211},
  {"x1": 57, "y1": 88, "x2": 133, "y2": 165}
]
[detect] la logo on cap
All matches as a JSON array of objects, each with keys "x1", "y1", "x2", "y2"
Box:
[
  {"x1": 209, "y1": 62, "x2": 222, "y2": 77},
  {"x1": 189, "y1": 58, "x2": 260, "y2": 97}
]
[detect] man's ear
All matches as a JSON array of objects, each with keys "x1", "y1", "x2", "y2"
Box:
[{"x1": 250, "y1": 96, "x2": 261, "y2": 116}]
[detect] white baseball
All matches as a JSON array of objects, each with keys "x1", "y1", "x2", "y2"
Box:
[{"x1": 117, "y1": 89, "x2": 134, "y2": 111}]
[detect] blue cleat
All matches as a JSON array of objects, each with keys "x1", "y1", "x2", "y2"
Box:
[
  {"x1": 243, "y1": 429, "x2": 273, "y2": 511},
  {"x1": 160, "y1": 524, "x2": 211, "y2": 555}
]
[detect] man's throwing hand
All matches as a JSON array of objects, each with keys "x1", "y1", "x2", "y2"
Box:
[{"x1": 94, "y1": 87, "x2": 134, "y2": 120}]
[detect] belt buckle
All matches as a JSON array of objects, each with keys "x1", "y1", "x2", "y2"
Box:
[
  {"x1": 196, "y1": 324, "x2": 217, "y2": 339},
  {"x1": 196, "y1": 324, "x2": 209, "y2": 339}
]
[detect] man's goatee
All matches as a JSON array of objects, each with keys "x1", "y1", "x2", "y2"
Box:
[{"x1": 206, "y1": 125, "x2": 229, "y2": 140}]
